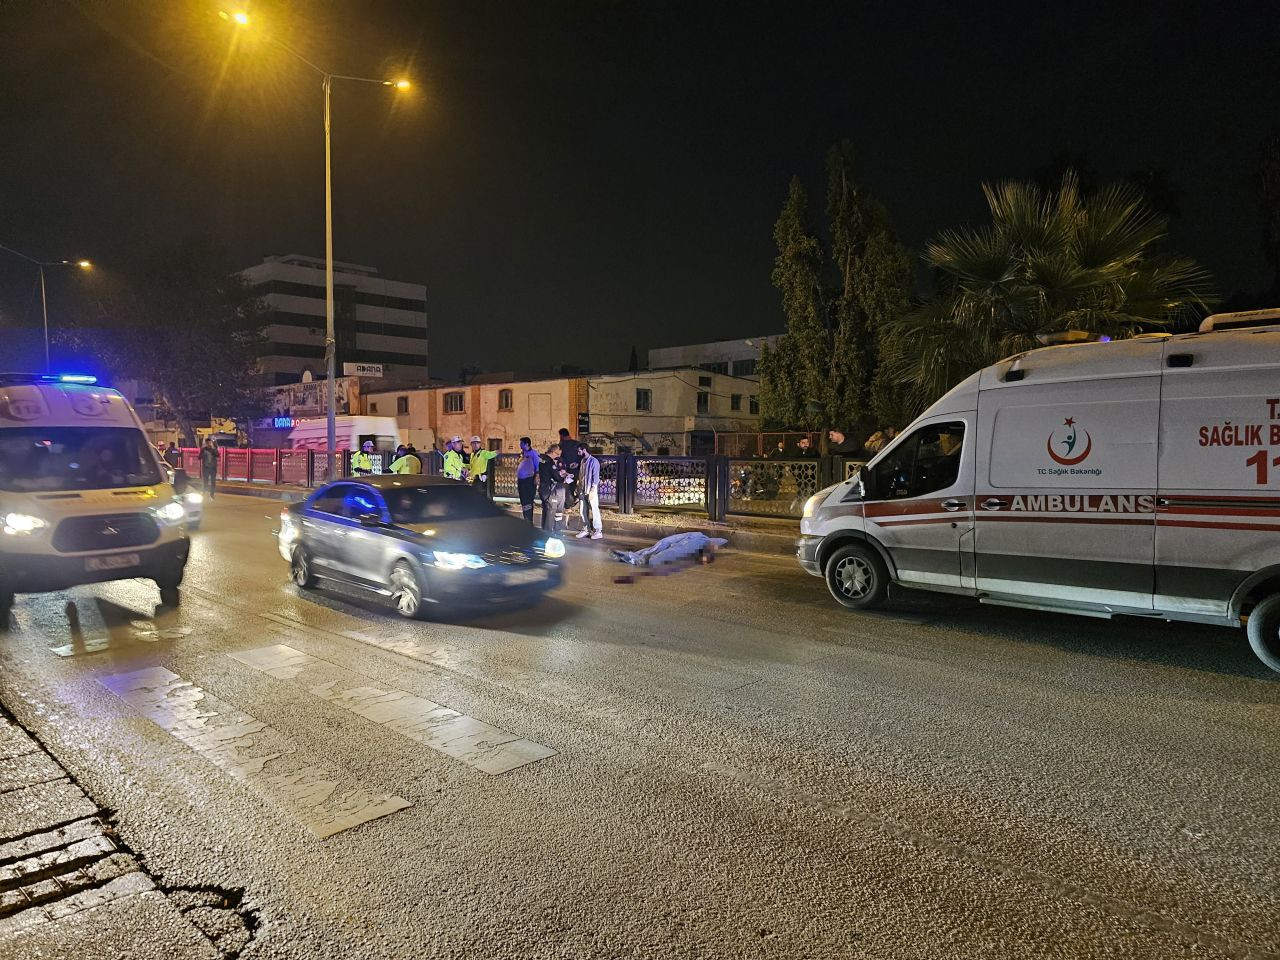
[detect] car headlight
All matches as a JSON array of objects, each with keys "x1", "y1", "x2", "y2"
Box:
[
  {"x1": 802, "y1": 492, "x2": 825, "y2": 518},
  {"x1": 184, "y1": 492, "x2": 204, "y2": 505},
  {"x1": 3, "y1": 513, "x2": 47, "y2": 536},
  {"x1": 543, "y1": 537, "x2": 565, "y2": 559},
  {"x1": 152, "y1": 500, "x2": 186, "y2": 524},
  {"x1": 433, "y1": 550, "x2": 486, "y2": 570}
]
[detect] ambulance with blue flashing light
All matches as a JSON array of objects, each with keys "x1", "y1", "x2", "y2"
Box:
[
  {"x1": 0, "y1": 373, "x2": 190, "y2": 618},
  {"x1": 797, "y1": 308, "x2": 1280, "y2": 675}
]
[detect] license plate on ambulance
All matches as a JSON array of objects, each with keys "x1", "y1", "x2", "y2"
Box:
[
  {"x1": 86, "y1": 553, "x2": 141, "y2": 572},
  {"x1": 506, "y1": 568, "x2": 547, "y2": 586}
]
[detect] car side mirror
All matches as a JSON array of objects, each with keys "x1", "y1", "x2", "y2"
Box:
[
  {"x1": 171, "y1": 469, "x2": 190, "y2": 494},
  {"x1": 358, "y1": 513, "x2": 384, "y2": 528},
  {"x1": 857, "y1": 465, "x2": 877, "y2": 501}
]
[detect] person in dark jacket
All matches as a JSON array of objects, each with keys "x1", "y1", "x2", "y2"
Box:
[
  {"x1": 198, "y1": 440, "x2": 218, "y2": 499},
  {"x1": 163, "y1": 442, "x2": 182, "y2": 469},
  {"x1": 538, "y1": 443, "x2": 568, "y2": 533},
  {"x1": 557, "y1": 428, "x2": 580, "y2": 507}
]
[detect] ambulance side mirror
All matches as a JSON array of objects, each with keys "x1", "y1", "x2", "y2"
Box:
[{"x1": 857, "y1": 465, "x2": 878, "y2": 501}]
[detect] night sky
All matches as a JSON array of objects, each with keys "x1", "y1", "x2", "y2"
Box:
[{"x1": 1, "y1": 0, "x2": 1277, "y2": 379}]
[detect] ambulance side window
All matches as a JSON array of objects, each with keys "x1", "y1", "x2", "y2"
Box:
[{"x1": 869, "y1": 422, "x2": 965, "y2": 500}]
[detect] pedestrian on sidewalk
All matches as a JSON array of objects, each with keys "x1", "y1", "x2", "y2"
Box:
[
  {"x1": 558, "y1": 427, "x2": 580, "y2": 508},
  {"x1": 539, "y1": 442, "x2": 567, "y2": 534},
  {"x1": 199, "y1": 439, "x2": 218, "y2": 500},
  {"x1": 574, "y1": 441, "x2": 603, "y2": 540},
  {"x1": 516, "y1": 436, "x2": 540, "y2": 524}
]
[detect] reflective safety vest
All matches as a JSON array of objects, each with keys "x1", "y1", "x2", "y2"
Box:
[
  {"x1": 442, "y1": 449, "x2": 465, "y2": 480},
  {"x1": 469, "y1": 449, "x2": 498, "y2": 483},
  {"x1": 389, "y1": 453, "x2": 421, "y2": 474},
  {"x1": 351, "y1": 451, "x2": 379, "y2": 475}
]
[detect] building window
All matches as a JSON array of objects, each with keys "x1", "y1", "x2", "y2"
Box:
[
  {"x1": 369, "y1": 402, "x2": 378, "y2": 414},
  {"x1": 697, "y1": 391, "x2": 710, "y2": 413},
  {"x1": 700, "y1": 362, "x2": 728, "y2": 375},
  {"x1": 396, "y1": 396, "x2": 409, "y2": 415},
  {"x1": 498, "y1": 389, "x2": 513, "y2": 411},
  {"x1": 636, "y1": 388, "x2": 652, "y2": 411},
  {"x1": 698, "y1": 375, "x2": 712, "y2": 387},
  {"x1": 730, "y1": 394, "x2": 741, "y2": 411},
  {"x1": 444, "y1": 391, "x2": 465, "y2": 413},
  {"x1": 732, "y1": 358, "x2": 756, "y2": 377},
  {"x1": 749, "y1": 395, "x2": 759, "y2": 415}
]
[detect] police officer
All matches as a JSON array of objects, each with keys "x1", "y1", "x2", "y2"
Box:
[
  {"x1": 468, "y1": 436, "x2": 498, "y2": 488},
  {"x1": 351, "y1": 440, "x2": 379, "y2": 476},
  {"x1": 442, "y1": 436, "x2": 466, "y2": 480},
  {"x1": 389, "y1": 444, "x2": 422, "y2": 474}
]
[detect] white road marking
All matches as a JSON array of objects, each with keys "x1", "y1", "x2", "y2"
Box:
[
  {"x1": 99, "y1": 666, "x2": 411, "y2": 839},
  {"x1": 227, "y1": 644, "x2": 557, "y2": 775}
]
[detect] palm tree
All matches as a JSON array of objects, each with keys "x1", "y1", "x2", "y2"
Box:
[{"x1": 879, "y1": 172, "x2": 1214, "y2": 417}]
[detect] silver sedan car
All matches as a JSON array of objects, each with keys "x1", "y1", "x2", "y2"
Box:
[{"x1": 278, "y1": 475, "x2": 565, "y2": 618}]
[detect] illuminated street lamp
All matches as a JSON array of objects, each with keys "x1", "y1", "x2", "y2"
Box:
[
  {"x1": 0, "y1": 243, "x2": 92, "y2": 373},
  {"x1": 221, "y1": 10, "x2": 410, "y2": 474}
]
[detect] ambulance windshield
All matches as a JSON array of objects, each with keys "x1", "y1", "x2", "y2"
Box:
[{"x1": 0, "y1": 427, "x2": 163, "y2": 492}]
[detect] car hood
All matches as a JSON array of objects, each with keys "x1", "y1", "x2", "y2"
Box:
[{"x1": 400, "y1": 515, "x2": 545, "y2": 553}]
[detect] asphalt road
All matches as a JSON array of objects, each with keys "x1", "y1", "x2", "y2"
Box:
[{"x1": 1, "y1": 494, "x2": 1278, "y2": 960}]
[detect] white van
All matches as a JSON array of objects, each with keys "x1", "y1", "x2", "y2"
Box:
[
  {"x1": 798, "y1": 309, "x2": 1280, "y2": 675},
  {"x1": 287, "y1": 415, "x2": 402, "y2": 454},
  {"x1": 0, "y1": 374, "x2": 190, "y2": 618}
]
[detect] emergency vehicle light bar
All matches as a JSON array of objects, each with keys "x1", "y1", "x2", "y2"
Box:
[
  {"x1": 1199, "y1": 307, "x2": 1280, "y2": 334},
  {"x1": 0, "y1": 372, "x2": 99, "y2": 386}
]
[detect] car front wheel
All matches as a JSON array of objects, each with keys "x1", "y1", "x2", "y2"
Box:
[
  {"x1": 291, "y1": 545, "x2": 317, "y2": 589},
  {"x1": 389, "y1": 561, "x2": 426, "y2": 619},
  {"x1": 824, "y1": 543, "x2": 889, "y2": 610}
]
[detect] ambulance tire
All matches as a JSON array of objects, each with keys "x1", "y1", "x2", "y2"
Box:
[
  {"x1": 1246, "y1": 593, "x2": 1280, "y2": 675},
  {"x1": 825, "y1": 543, "x2": 888, "y2": 610}
]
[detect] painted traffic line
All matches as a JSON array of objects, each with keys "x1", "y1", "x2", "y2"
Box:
[
  {"x1": 227, "y1": 644, "x2": 556, "y2": 775},
  {"x1": 98, "y1": 666, "x2": 410, "y2": 839}
]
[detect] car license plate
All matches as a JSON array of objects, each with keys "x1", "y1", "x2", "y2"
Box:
[
  {"x1": 86, "y1": 553, "x2": 141, "y2": 572},
  {"x1": 506, "y1": 568, "x2": 546, "y2": 586}
]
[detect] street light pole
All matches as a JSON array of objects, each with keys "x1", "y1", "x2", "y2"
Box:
[
  {"x1": 324, "y1": 73, "x2": 337, "y2": 478},
  {"x1": 0, "y1": 243, "x2": 91, "y2": 374}
]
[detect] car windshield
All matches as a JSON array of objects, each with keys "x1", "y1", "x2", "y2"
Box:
[
  {"x1": 385, "y1": 484, "x2": 503, "y2": 524},
  {"x1": 0, "y1": 427, "x2": 163, "y2": 493}
]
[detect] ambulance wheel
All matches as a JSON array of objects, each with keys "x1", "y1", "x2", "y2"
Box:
[
  {"x1": 1246, "y1": 593, "x2": 1280, "y2": 675},
  {"x1": 158, "y1": 585, "x2": 181, "y2": 608},
  {"x1": 291, "y1": 545, "x2": 317, "y2": 589},
  {"x1": 825, "y1": 543, "x2": 888, "y2": 610}
]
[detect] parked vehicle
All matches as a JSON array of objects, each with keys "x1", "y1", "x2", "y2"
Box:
[
  {"x1": 287, "y1": 415, "x2": 402, "y2": 454},
  {"x1": 277, "y1": 475, "x2": 565, "y2": 618},
  {"x1": 797, "y1": 308, "x2": 1280, "y2": 675},
  {"x1": 0, "y1": 373, "x2": 190, "y2": 616}
]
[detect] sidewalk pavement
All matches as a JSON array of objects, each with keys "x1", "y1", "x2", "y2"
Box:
[
  {"x1": 0, "y1": 709, "x2": 244, "y2": 959},
  {"x1": 214, "y1": 481, "x2": 801, "y2": 557}
]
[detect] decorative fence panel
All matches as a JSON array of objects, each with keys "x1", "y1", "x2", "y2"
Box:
[
  {"x1": 727, "y1": 459, "x2": 821, "y2": 518},
  {"x1": 634, "y1": 458, "x2": 706, "y2": 511}
]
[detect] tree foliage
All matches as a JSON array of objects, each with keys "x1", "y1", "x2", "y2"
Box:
[
  {"x1": 758, "y1": 144, "x2": 913, "y2": 431},
  {"x1": 879, "y1": 172, "x2": 1214, "y2": 419},
  {"x1": 60, "y1": 238, "x2": 268, "y2": 442}
]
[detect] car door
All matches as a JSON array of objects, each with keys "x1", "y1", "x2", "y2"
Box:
[
  {"x1": 974, "y1": 357, "x2": 1159, "y2": 613},
  {"x1": 303, "y1": 483, "x2": 363, "y2": 580},
  {"x1": 334, "y1": 485, "x2": 391, "y2": 586},
  {"x1": 862, "y1": 416, "x2": 975, "y2": 593}
]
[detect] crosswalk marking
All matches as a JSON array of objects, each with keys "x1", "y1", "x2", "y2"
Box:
[
  {"x1": 227, "y1": 644, "x2": 557, "y2": 775},
  {"x1": 99, "y1": 666, "x2": 411, "y2": 838}
]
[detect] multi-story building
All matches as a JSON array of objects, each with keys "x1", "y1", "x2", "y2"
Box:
[
  {"x1": 366, "y1": 367, "x2": 760, "y2": 457},
  {"x1": 646, "y1": 334, "x2": 781, "y2": 378},
  {"x1": 241, "y1": 254, "x2": 429, "y2": 385}
]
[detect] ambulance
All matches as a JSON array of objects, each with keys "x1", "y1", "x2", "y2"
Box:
[
  {"x1": 0, "y1": 374, "x2": 190, "y2": 619},
  {"x1": 797, "y1": 309, "x2": 1280, "y2": 675}
]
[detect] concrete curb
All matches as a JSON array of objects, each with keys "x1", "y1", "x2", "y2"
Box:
[{"x1": 217, "y1": 485, "x2": 799, "y2": 556}]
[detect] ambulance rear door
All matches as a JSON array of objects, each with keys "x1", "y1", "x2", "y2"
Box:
[{"x1": 974, "y1": 339, "x2": 1163, "y2": 613}]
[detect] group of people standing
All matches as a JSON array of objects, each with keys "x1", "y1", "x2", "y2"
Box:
[{"x1": 516, "y1": 427, "x2": 602, "y2": 540}]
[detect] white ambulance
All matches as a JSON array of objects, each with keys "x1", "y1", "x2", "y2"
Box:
[
  {"x1": 798, "y1": 309, "x2": 1280, "y2": 675},
  {"x1": 0, "y1": 374, "x2": 190, "y2": 619}
]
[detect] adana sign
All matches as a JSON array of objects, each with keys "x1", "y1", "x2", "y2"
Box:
[{"x1": 343, "y1": 362, "x2": 384, "y2": 378}]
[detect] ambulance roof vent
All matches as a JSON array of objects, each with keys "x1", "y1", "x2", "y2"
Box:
[{"x1": 1198, "y1": 307, "x2": 1280, "y2": 333}]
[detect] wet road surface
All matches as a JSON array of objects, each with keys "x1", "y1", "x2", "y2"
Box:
[{"x1": 1, "y1": 494, "x2": 1278, "y2": 959}]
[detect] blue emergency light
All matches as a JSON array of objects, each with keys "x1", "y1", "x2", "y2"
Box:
[{"x1": 58, "y1": 374, "x2": 98, "y2": 384}]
